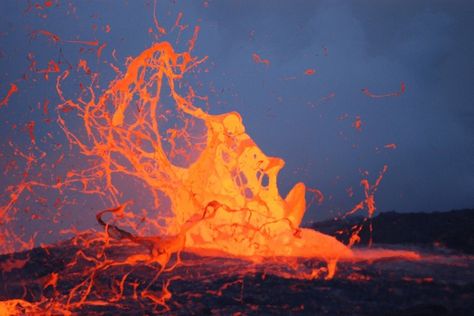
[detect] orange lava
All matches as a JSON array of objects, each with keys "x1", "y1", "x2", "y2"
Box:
[
  {"x1": 384, "y1": 143, "x2": 397, "y2": 150},
  {"x1": 353, "y1": 116, "x2": 362, "y2": 131},
  {"x1": 252, "y1": 53, "x2": 270, "y2": 66},
  {"x1": 57, "y1": 37, "x2": 352, "y2": 279},
  {"x1": 0, "y1": 13, "x2": 421, "y2": 313},
  {"x1": 362, "y1": 81, "x2": 406, "y2": 98},
  {"x1": 304, "y1": 68, "x2": 316, "y2": 75},
  {"x1": 0, "y1": 83, "x2": 18, "y2": 108}
]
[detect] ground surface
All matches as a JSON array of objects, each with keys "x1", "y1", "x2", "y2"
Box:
[
  {"x1": 312, "y1": 209, "x2": 474, "y2": 254},
  {"x1": 1, "y1": 238, "x2": 473, "y2": 315}
]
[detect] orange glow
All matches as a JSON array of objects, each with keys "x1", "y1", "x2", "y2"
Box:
[
  {"x1": 0, "y1": 300, "x2": 42, "y2": 315},
  {"x1": 56, "y1": 38, "x2": 352, "y2": 279},
  {"x1": 30, "y1": 30, "x2": 61, "y2": 43},
  {"x1": 353, "y1": 116, "x2": 362, "y2": 131},
  {"x1": 384, "y1": 143, "x2": 397, "y2": 150},
  {"x1": 362, "y1": 81, "x2": 406, "y2": 98},
  {"x1": 26, "y1": 121, "x2": 36, "y2": 145},
  {"x1": 252, "y1": 53, "x2": 270, "y2": 66},
  {"x1": 0, "y1": 14, "x2": 423, "y2": 312},
  {"x1": 0, "y1": 83, "x2": 18, "y2": 108},
  {"x1": 345, "y1": 165, "x2": 388, "y2": 219},
  {"x1": 31, "y1": 29, "x2": 100, "y2": 47}
]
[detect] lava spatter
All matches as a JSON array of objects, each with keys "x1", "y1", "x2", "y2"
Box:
[{"x1": 58, "y1": 38, "x2": 352, "y2": 273}]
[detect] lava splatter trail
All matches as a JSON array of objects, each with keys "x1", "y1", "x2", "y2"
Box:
[{"x1": 362, "y1": 82, "x2": 406, "y2": 98}]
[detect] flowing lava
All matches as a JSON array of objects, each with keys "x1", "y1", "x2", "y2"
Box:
[{"x1": 0, "y1": 17, "x2": 420, "y2": 315}]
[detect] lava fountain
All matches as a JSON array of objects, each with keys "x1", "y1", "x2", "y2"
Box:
[
  {"x1": 4, "y1": 2, "x2": 471, "y2": 314},
  {"x1": 0, "y1": 21, "x2": 422, "y2": 313},
  {"x1": 58, "y1": 37, "x2": 351, "y2": 278}
]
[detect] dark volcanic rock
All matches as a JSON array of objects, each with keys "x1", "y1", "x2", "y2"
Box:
[
  {"x1": 311, "y1": 209, "x2": 474, "y2": 254},
  {"x1": 2, "y1": 210, "x2": 474, "y2": 314},
  {"x1": 1, "y1": 239, "x2": 473, "y2": 315}
]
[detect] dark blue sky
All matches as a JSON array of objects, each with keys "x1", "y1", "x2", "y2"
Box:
[{"x1": 0, "y1": 0, "x2": 473, "y2": 244}]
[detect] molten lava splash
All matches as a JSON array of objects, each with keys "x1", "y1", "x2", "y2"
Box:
[
  {"x1": 58, "y1": 38, "x2": 352, "y2": 275},
  {"x1": 0, "y1": 12, "x2": 421, "y2": 312}
]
